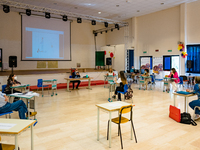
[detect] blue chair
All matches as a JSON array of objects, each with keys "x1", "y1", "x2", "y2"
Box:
[
  {"x1": 179, "y1": 77, "x2": 184, "y2": 89},
  {"x1": 2, "y1": 85, "x2": 7, "y2": 93},
  {"x1": 0, "y1": 111, "x2": 13, "y2": 118},
  {"x1": 69, "y1": 76, "x2": 72, "y2": 78},
  {"x1": 118, "y1": 84, "x2": 130, "y2": 102},
  {"x1": 37, "y1": 79, "x2": 49, "y2": 97}
]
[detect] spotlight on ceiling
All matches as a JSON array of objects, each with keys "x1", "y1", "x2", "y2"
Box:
[
  {"x1": 77, "y1": 18, "x2": 82, "y2": 23},
  {"x1": 115, "y1": 24, "x2": 119, "y2": 28},
  {"x1": 26, "y1": 9, "x2": 31, "y2": 16},
  {"x1": 104, "y1": 22, "x2": 108, "y2": 28},
  {"x1": 91, "y1": 20, "x2": 96, "y2": 25},
  {"x1": 111, "y1": 29, "x2": 113, "y2": 32},
  {"x1": 94, "y1": 33, "x2": 98, "y2": 36},
  {"x1": 101, "y1": 32, "x2": 102, "y2": 34},
  {"x1": 105, "y1": 30, "x2": 107, "y2": 33},
  {"x1": 3, "y1": 5, "x2": 10, "y2": 13},
  {"x1": 62, "y1": 15, "x2": 68, "y2": 21},
  {"x1": 45, "y1": 12, "x2": 51, "y2": 19},
  {"x1": 117, "y1": 27, "x2": 120, "y2": 30}
]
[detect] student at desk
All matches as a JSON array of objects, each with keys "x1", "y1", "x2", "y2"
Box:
[
  {"x1": 72, "y1": 68, "x2": 81, "y2": 90},
  {"x1": 167, "y1": 68, "x2": 179, "y2": 92},
  {"x1": 187, "y1": 77, "x2": 200, "y2": 120},
  {"x1": 112, "y1": 71, "x2": 127, "y2": 101},
  {"x1": 0, "y1": 92, "x2": 37, "y2": 119},
  {"x1": 107, "y1": 68, "x2": 114, "y2": 76},
  {"x1": 130, "y1": 66, "x2": 136, "y2": 80},
  {"x1": 142, "y1": 69, "x2": 150, "y2": 90},
  {"x1": 4, "y1": 74, "x2": 22, "y2": 102}
]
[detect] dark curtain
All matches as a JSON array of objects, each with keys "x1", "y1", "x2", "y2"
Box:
[{"x1": 187, "y1": 45, "x2": 200, "y2": 73}]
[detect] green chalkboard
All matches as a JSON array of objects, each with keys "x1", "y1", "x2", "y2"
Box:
[{"x1": 95, "y1": 51, "x2": 105, "y2": 66}]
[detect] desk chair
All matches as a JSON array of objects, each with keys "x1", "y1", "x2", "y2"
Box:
[
  {"x1": 178, "y1": 77, "x2": 184, "y2": 90},
  {"x1": 0, "y1": 112, "x2": 13, "y2": 118},
  {"x1": 107, "y1": 105, "x2": 137, "y2": 149},
  {"x1": 1, "y1": 85, "x2": 6, "y2": 93},
  {"x1": 193, "y1": 106, "x2": 200, "y2": 120},
  {"x1": 37, "y1": 79, "x2": 49, "y2": 96},
  {"x1": 0, "y1": 137, "x2": 16, "y2": 150},
  {"x1": 118, "y1": 84, "x2": 129, "y2": 101}
]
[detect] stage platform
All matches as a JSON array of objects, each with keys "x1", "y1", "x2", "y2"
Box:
[{"x1": 0, "y1": 68, "x2": 106, "y2": 76}]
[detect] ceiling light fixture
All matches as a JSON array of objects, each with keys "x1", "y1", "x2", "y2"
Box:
[
  {"x1": 62, "y1": 15, "x2": 68, "y2": 21},
  {"x1": 91, "y1": 20, "x2": 96, "y2": 25},
  {"x1": 45, "y1": 12, "x2": 51, "y2": 19},
  {"x1": 104, "y1": 22, "x2": 108, "y2": 28},
  {"x1": 3, "y1": 5, "x2": 10, "y2": 13},
  {"x1": 77, "y1": 17, "x2": 82, "y2": 23},
  {"x1": 98, "y1": 12, "x2": 101, "y2": 14},
  {"x1": 26, "y1": 9, "x2": 31, "y2": 16}
]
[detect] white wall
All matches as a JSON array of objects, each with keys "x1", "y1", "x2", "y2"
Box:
[
  {"x1": 100, "y1": 44, "x2": 125, "y2": 72},
  {"x1": 187, "y1": 0, "x2": 200, "y2": 44},
  {"x1": 0, "y1": 11, "x2": 106, "y2": 70}
]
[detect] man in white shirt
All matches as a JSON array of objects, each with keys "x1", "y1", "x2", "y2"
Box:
[{"x1": 0, "y1": 92, "x2": 28, "y2": 119}]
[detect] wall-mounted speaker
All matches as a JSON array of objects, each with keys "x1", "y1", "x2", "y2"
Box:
[
  {"x1": 9, "y1": 56, "x2": 17, "y2": 68},
  {"x1": 106, "y1": 58, "x2": 112, "y2": 65}
]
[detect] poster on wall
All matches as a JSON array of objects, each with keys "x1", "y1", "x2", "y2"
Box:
[
  {"x1": 153, "y1": 57, "x2": 163, "y2": 74},
  {"x1": 141, "y1": 57, "x2": 150, "y2": 69}
]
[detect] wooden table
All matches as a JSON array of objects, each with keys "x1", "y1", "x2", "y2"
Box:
[
  {"x1": 64, "y1": 77, "x2": 93, "y2": 92},
  {"x1": 96, "y1": 101, "x2": 133, "y2": 148},
  {"x1": 173, "y1": 93, "x2": 196, "y2": 112},
  {"x1": 0, "y1": 119, "x2": 36, "y2": 150}
]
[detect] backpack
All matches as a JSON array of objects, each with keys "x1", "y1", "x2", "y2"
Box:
[
  {"x1": 124, "y1": 87, "x2": 133, "y2": 100},
  {"x1": 180, "y1": 112, "x2": 197, "y2": 126}
]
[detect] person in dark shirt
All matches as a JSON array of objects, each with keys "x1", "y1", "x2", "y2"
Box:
[
  {"x1": 4, "y1": 73, "x2": 22, "y2": 102},
  {"x1": 71, "y1": 68, "x2": 81, "y2": 90}
]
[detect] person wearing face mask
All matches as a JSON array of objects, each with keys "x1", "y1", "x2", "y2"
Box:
[
  {"x1": 4, "y1": 73, "x2": 22, "y2": 102},
  {"x1": 142, "y1": 69, "x2": 150, "y2": 90},
  {"x1": 71, "y1": 68, "x2": 81, "y2": 90},
  {"x1": 167, "y1": 68, "x2": 179, "y2": 92}
]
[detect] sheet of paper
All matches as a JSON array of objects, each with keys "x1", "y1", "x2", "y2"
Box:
[
  {"x1": 108, "y1": 103, "x2": 122, "y2": 107},
  {"x1": 0, "y1": 123, "x2": 16, "y2": 130}
]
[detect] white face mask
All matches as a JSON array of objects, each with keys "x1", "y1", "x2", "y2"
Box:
[{"x1": 14, "y1": 76, "x2": 17, "y2": 80}]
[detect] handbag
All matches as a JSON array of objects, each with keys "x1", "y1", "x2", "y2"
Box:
[
  {"x1": 169, "y1": 105, "x2": 181, "y2": 122},
  {"x1": 180, "y1": 112, "x2": 197, "y2": 126}
]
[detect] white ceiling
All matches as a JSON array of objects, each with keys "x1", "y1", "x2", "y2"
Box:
[{"x1": 5, "y1": 0, "x2": 198, "y2": 21}]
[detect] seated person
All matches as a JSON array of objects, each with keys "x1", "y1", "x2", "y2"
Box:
[
  {"x1": 187, "y1": 77, "x2": 200, "y2": 120},
  {"x1": 107, "y1": 68, "x2": 114, "y2": 76},
  {"x1": 4, "y1": 73, "x2": 22, "y2": 102},
  {"x1": 130, "y1": 66, "x2": 135, "y2": 73},
  {"x1": 167, "y1": 68, "x2": 179, "y2": 92},
  {"x1": 71, "y1": 68, "x2": 81, "y2": 90},
  {"x1": 112, "y1": 71, "x2": 128, "y2": 101},
  {"x1": 130, "y1": 66, "x2": 136, "y2": 80},
  {"x1": 0, "y1": 92, "x2": 37, "y2": 119},
  {"x1": 142, "y1": 69, "x2": 150, "y2": 90}
]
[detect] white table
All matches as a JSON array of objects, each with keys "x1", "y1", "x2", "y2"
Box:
[
  {"x1": 96, "y1": 101, "x2": 133, "y2": 148},
  {"x1": 173, "y1": 93, "x2": 196, "y2": 112},
  {"x1": 0, "y1": 119, "x2": 36, "y2": 150},
  {"x1": 10, "y1": 84, "x2": 30, "y2": 93},
  {"x1": 7, "y1": 92, "x2": 38, "y2": 119}
]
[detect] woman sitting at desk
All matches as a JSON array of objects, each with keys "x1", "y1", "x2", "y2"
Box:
[
  {"x1": 4, "y1": 73, "x2": 22, "y2": 102},
  {"x1": 142, "y1": 69, "x2": 150, "y2": 90},
  {"x1": 0, "y1": 92, "x2": 37, "y2": 119},
  {"x1": 187, "y1": 76, "x2": 200, "y2": 120},
  {"x1": 112, "y1": 71, "x2": 127, "y2": 101},
  {"x1": 107, "y1": 68, "x2": 114, "y2": 76},
  {"x1": 167, "y1": 68, "x2": 179, "y2": 92}
]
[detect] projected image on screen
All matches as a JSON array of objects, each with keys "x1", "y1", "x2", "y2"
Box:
[
  {"x1": 26, "y1": 28, "x2": 64, "y2": 59},
  {"x1": 22, "y1": 15, "x2": 71, "y2": 61}
]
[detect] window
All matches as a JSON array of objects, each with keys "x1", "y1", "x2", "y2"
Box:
[
  {"x1": 163, "y1": 55, "x2": 179, "y2": 73},
  {"x1": 186, "y1": 45, "x2": 200, "y2": 73},
  {"x1": 140, "y1": 56, "x2": 153, "y2": 69}
]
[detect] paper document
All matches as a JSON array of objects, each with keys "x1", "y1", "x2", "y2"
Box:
[
  {"x1": 108, "y1": 103, "x2": 122, "y2": 107},
  {"x1": 0, "y1": 123, "x2": 16, "y2": 130}
]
